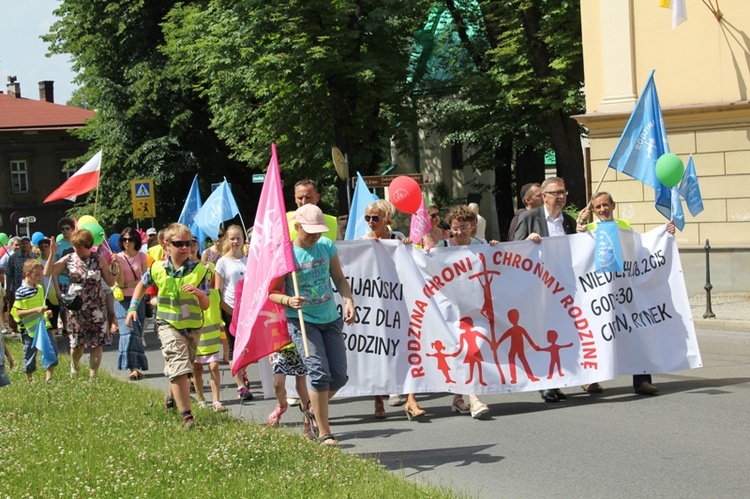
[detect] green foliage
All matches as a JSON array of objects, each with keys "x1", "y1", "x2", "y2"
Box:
[{"x1": 0, "y1": 340, "x2": 450, "y2": 497}]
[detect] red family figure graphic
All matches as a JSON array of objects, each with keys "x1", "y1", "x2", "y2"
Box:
[
  {"x1": 468, "y1": 253, "x2": 506, "y2": 384},
  {"x1": 427, "y1": 340, "x2": 458, "y2": 384},
  {"x1": 497, "y1": 309, "x2": 541, "y2": 384},
  {"x1": 538, "y1": 330, "x2": 574, "y2": 379},
  {"x1": 455, "y1": 317, "x2": 491, "y2": 386}
]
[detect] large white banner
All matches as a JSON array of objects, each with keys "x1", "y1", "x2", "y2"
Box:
[{"x1": 330, "y1": 226, "x2": 702, "y2": 397}]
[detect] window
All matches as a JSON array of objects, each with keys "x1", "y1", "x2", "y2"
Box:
[
  {"x1": 451, "y1": 144, "x2": 464, "y2": 170},
  {"x1": 10, "y1": 160, "x2": 28, "y2": 193},
  {"x1": 61, "y1": 158, "x2": 75, "y2": 180}
]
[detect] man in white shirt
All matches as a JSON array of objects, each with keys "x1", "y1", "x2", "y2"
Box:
[{"x1": 468, "y1": 203, "x2": 486, "y2": 240}]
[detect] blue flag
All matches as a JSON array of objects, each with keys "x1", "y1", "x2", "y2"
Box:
[
  {"x1": 678, "y1": 155, "x2": 704, "y2": 217},
  {"x1": 178, "y1": 174, "x2": 206, "y2": 251},
  {"x1": 194, "y1": 179, "x2": 240, "y2": 241},
  {"x1": 671, "y1": 186, "x2": 685, "y2": 231},
  {"x1": 608, "y1": 70, "x2": 673, "y2": 220},
  {"x1": 32, "y1": 320, "x2": 58, "y2": 370},
  {"x1": 345, "y1": 172, "x2": 378, "y2": 240},
  {"x1": 594, "y1": 221, "x2": 624, "y2": 274}
]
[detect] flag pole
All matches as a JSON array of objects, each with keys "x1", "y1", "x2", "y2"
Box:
[{"x1": 290, "y1": 271, "x2": 310, "y2": 358}]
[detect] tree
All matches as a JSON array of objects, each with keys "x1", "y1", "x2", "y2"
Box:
[
  {"x1": 415, "y1": 0, "x2": 586, "y2": 238},
  {"x1": 45, "y1": 0, "x2": 250, "y2": 229},
  {"x1": 162, "y1": 0, "x2": 431, "y2": 215}
]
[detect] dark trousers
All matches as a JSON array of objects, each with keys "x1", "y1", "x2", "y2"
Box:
[{"x1": 633, "y1": 374, "x2": 652, "y2": 389}]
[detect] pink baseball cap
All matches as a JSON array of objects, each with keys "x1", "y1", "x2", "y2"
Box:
[{"x1": 295, "y1": 204, "x2": 328, "y2": 234}]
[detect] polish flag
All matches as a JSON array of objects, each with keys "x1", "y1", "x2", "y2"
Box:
[{"x1": 44, "y1": 150, "x2": 102, "y2": 203}]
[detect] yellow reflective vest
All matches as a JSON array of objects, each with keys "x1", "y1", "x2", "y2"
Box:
[
  {"x1": 151, "y1": 261, "x2": 209, "y2": 330},
  {"x1": 12, "y1": 284, "x2": 44, "y2": 338},
  {"x1": 197, "y1": 289, "x2": 222, "y2": 357}
]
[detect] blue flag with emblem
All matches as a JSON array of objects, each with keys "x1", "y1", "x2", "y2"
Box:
[
  {"x1": 678, "y1": 155, "x2": 704, "y2": 217},
  {"x1": 670, "y1": 186, "x2": 685, "y2": 231},
  {"x1": 594, "y1": 221, "x2": 624, "y2": 274},
  {"x1": 345, "y1": 172, "x2": 379, "y2": 240},
  {"x1": 193, "y1": 179, "x2": 240, "y2": 241},
  {"x1": 608, "y1": 70, "x2": 672, "y2": 220},
  {"x1": 32, "y1": 320, "x2": 58, "y2": 370},
  {"x1": 178, "y1": 174, "x2": 206, "y2": 252}
]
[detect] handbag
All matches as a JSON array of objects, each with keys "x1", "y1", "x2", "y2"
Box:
[{"x1": 61, "y1": 293, "x2": 83, "y2": 311}]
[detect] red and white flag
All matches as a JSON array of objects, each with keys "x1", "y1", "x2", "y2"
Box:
[
  {"x1": 44, "y1": 150, "x2": 102, "y2": 203},
  {"x1": 232, "y1": 143, "x2": 296, "y2": 375}
]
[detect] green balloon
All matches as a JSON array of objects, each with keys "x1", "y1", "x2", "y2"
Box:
[
  {"x1": 56, "y1": 234, "x2": 64, "y2": 242},
  {"x1": 81, "y1": 222, "x2": 105, "y2": 246},
  {"x1": 655, "y1": 153, "x2": 684, "y2": 188},
  {"x1": 0, "y1": 232, "x2": 7, "y2": 246}
]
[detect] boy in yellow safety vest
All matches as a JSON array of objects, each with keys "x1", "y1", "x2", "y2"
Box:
[
  {"x1": 127, "y1": 223, "x2": 210, "y2": 428},
  {"x1": 12, "y1": 260, "x2": 57, "y2": 382}
]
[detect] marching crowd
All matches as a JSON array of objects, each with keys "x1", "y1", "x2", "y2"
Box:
[{"x1": 0, "y1": 176, "x2": 671, "y2": 445}]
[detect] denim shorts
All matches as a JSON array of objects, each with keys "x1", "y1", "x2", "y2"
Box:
[
  {"x1": 287, "y1": 317, "x2": 347, "y2": 393},
  {"x1": 21, "y1": 331, "x2": 37, "y2": 374},
  {"x1": 0, "y1": 365, "x2": 9, "y2": 387}
]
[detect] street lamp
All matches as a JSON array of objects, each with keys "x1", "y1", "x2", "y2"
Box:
[{"x1": 18, "y1": 216, "x2": 36, "y2": 237}]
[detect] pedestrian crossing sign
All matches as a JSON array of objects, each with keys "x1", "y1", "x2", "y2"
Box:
[{"x1": 130, "y1": 179, "x2": 156, "y2": 219}]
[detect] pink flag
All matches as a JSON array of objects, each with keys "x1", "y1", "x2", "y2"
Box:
[
  {"x1": 232, "y1": 143, "x2": 296, "y2": 375},
  {"x1": 44, "y1": 150, "x2": 102, "y2": 203},
  {"x1": 409, "y1": 196, "x2": 431, "y2": 243}
]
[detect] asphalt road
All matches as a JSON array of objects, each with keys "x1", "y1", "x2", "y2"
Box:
[{"x1": 96, "y1": 327, "x2": 750, "y2": 498}]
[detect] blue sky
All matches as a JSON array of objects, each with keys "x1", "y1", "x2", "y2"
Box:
[{"x1": 0, "y1": 0, "x2": 78, "y2": 105}]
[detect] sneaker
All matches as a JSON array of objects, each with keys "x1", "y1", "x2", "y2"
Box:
[
  {"x1": 237, "y1": 387, "x2": 254, "y2": 401},
  {"x1": 164, "y1": 393, "x2": 176, "y2": 410},
  {"x1": 388, "y1": 394, "x2": 406, "y2": 407}
]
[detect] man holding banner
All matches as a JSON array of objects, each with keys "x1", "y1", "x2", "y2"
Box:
[
  {"x1": 514, "y1": 177, "x2": 578, "y2": 402},
  {"x1": 577, "y1": 192, "x2": 675, "y2": 396}
]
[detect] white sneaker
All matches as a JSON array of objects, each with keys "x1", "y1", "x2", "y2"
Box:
[{"x1": 388, "y1": 394, "x2": 406, "y2": 407}]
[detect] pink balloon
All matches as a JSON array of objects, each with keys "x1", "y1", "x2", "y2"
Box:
[{"x1": 389, "y1": 176, "x2": 422, "y2": 214}]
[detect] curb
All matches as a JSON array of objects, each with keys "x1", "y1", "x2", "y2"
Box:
[{"x1": 693, "y1": 318, "x2": 750, "y2": 333}]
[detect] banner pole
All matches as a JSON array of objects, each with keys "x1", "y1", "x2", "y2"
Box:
[{"x1": 291, "y1": 271, "x2": 310, "y2": 357}]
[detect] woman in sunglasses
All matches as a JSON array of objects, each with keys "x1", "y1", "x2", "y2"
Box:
[
  {"x1": 361, "y1": 200, "x2": 426, "y2": 421},
  {"x1": 114, "y1": 228, "x2": 149, "y2": 381},
  {"x1": 418, "y1": 205, "x2": 450, "y2": 249}
]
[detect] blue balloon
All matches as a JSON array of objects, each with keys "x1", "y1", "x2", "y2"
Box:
[
  {"x1": 31, "y1": 231, "x2": 46, "y2": 246},
  {"x1": 108, "y1": 233, "x2": 121, "y2": 253}
]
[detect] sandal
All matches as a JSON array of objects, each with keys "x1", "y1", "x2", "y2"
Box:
[
  {"x1": 300, "y1": 402, "x2": 318, "y2": 438},
  {"x1": 374, "y1": 397, "x2": 387, "y2": 419},
  {"x1": 302, "y1": 419, "x2": 316, "y2": 440},
  {"x1": 129, "y1": 371, "x2": 144, "y2": 381},
  {"x1": 266, "y1": 403, "x2": 288, "y2": 427},
  {"x1": 212, "y1": 401, "x2": 228, "y2": 413},
  {"x1": 404, "y1": 402, "x2": 426, "y2": 421},
  {"x1": 197, "y1": 400, "x2": 209, "y2": 409},
  {"x1": 470, "y1": 399, "x2": 490, "y2": 419},
  {"x1": 317, "y1": 434, "x2": 337, "y2": 446},
  {"x1": 450, "y1": 398, "x2": 471, "y2": 414}
]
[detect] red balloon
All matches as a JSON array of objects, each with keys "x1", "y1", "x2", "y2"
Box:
[{"x1": 389, "y1": 176, "x2": 422, "y2": 214}]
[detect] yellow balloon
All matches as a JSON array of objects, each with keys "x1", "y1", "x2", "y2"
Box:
[{"x1": 77, "y1": 215, "x2": 98, "y2": 227}]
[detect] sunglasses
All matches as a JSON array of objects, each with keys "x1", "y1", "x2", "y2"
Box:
[
  {"x1": 60, "y1": 226, "x2": 72, "y2": 231},
  {"x1": 364, "y1": 215, "x2": 380, "y2": 222},
  {"x1": 121, "y1": 237, "x2": 135, "y2": 242},
  {"x1": 170, "y1": 240, "x2": 192, "y2": 248}
]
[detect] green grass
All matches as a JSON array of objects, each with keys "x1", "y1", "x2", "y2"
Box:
[{"x1": 0, "y1": 339, "x2": 453, "y2": 498}]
